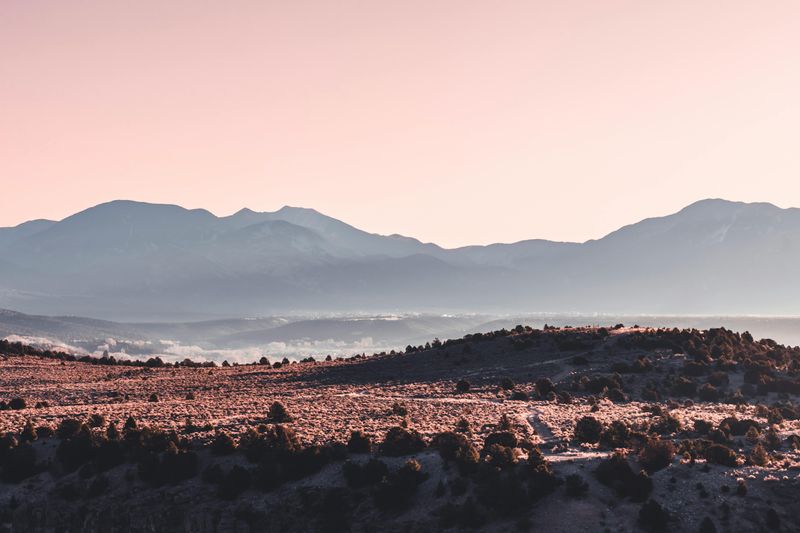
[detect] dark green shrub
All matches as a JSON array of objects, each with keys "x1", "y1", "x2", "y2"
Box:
[
  {"x1": 639, "y1": 438, "x2": 676, "y2": 473},
  {"x1": 210, "y1": 432, "x2": 236, "y2": 455},
  {"x1": 535, "y1": 378, "x2": 555, "y2": 397},
  {"x1": 390, "y1": 402, "x2": 408, "y2": 416},
  {"x1": 268, "y1": 401, "x2": 292, "y2": 423},
  {"x1": 8, "y1": 398, "x2": 26, "y2": 410},
  {"x1": 57, "y1": 418, "x2": 85, "y2": 440},
  {"x1": 373, "y1": 459, "x2": 427, "y2": 511},
  {"x1": 574, "y1": 416, "x2": 604, "y2": 444},
  {"x1": 705, "y1": 444, "x2": 738, "y2": 467},
  {"x1": 483, "y1": 431, "x2": 517, "y2": 450},
  {"x1": 347, "y1": 431, "x2": 371, "y2": 454},
  {"x1": 432, "y1": 431, "x2": 470, "y2": 461},
  {"x1": 381, "y1": 427, "x2": 425, "y2": 456},
  {"x1": 595, "y1": 452, "x2": 652, "y2": 501}
]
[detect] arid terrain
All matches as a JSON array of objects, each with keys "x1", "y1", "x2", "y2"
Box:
[{"x1": 2, "y1": 325, "x2": 800, "y2": 532}]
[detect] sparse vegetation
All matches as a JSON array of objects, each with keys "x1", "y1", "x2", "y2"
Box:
[{"x1": 2, "y1": 326, "x2": 800, "y2": 531}]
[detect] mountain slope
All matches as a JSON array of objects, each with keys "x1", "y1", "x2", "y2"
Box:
[{"x1": 1, "y1": 198, "x2": 799, "y2": 318}]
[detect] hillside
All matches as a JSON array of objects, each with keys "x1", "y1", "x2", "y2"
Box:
[{"x1": 1, "y1": 325, "x2": 800, "y2": 531}]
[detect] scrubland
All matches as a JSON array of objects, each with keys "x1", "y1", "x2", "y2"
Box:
[{"x1": 1, "y1": 325, "x2": 799, "y2": 532}]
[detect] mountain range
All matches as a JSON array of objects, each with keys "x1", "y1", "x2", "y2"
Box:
[{"x1": 1, "y1": 198, "x2": 798, "y2": 320}]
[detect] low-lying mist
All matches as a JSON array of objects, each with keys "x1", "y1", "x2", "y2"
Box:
[{"x1": 3, "y1": 311, "x2": 800, "y2": 365}]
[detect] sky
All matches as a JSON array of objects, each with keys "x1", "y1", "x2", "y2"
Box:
[{"x1": 2, "y1": 1, "x2": 800, "y2": 247}]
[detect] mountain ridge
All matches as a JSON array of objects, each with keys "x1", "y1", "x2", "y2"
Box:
[{"x1": 1, "y1": 198, "x2": 798, "y2": 319}]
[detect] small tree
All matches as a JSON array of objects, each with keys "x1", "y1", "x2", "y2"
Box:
[
  {"x1": 268, "y1": 401, "x2": 292, "y2": 423},
  {"x1": 347, "y1": 431, "x2": 372, "y2": 454}
]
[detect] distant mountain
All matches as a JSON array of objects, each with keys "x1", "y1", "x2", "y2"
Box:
[{"x1": 0, "y1": 198, "x2": 798, "y2": 319}]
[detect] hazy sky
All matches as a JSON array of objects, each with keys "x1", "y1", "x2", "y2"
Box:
[{"x1": 2, "y1": 1, "x2": 800, "y2": 247}]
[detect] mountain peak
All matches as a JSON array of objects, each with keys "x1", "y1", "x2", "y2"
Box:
[{"x1": 679, "y1": 198, "x2": 781, "y2": 214}]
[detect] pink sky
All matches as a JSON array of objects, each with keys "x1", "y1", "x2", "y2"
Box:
[{"x1": 2, "y1": 1, "x2": 800, "y2": 247}]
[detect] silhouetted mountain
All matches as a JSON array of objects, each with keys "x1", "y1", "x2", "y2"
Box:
[{"x1": 0, "y1": 198, "x2": 798, "y2": 319}]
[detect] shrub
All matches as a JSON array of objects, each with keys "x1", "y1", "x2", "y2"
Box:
[
  {"x1": 698, "y1": 384, "x2": 720, "y2": 402},
  {"x1": 268, "y1": 401, "x2": 292, "y2": 423},
  {"x1": 346, "y1": 431, "x2": 372, "y2": 454},
  {"x1": 510, "y1": 390, "x2": 529, "y2": 401},
  {"x1": 106, "y1": 422, "x2": 120, "y2": 441},
  {"x1": 497, "y1": 414, "x2": 514, "y2": 431},
  {"x1": 719, "y1": 417, "x2": 759, "y2": 437},
  {"x1": 764, "y1": 428, "x2": 781, "y2": 449},
  {"x1": 705, "y1": 444, "x2": 738, "y2": 467},
  {"x1": 694, "y1": 419, "x2": 713, "y2": 435},
  {"x1": 88, "y1": 414, "x2": 106, "y2": 428},
  {"x1": 483, "y1": 431, "x2": 517, "y2": 450},
  {"x1": 500, "y1": 377, "x2": 515, "y2": 390},
  {"x1": 574, "y1": 416, "x2": 604, "y2": 444},
  {"x1": 525, "y1": 459, "x2": 560, "y2": 501},
  {"x1": 362, "y1": 458, "x2": 390, "y2": 484},
  {"x1": 431, "y1": 431, "x2": 470, "y2": 461},
  {"x1": 397, "y1": 458, "x2": 426, "y2": 487},
  {"x1": 20, "y1": 421, "x2": 37, "y2": 442},
  {"x1": 595, "y1": 452, "x2": 652, "y2": 501},
  {"x1": 373, "y1": 459, "x2": 427, "y2": 510},
  {"x1": 484, "y1": 444, "x2": 517, "y2": 468},
  {"x1": 607, "y1": 388, "x2": 628, "y2": 403},
  {"x1": 148, "y1": 393, "x2": 159, "y2": 402},
  {"x1": 91, "y1": 437, "x2": 125, "y2": 472},
  {"x1": 474, "y1": 468, "x2": 528, "y2": 514},
  {"x1": 455, "y1": 379, "x2": 471, "y2": 393},
  {"x1": 210, "y1": 432, "x2": 236, "y2": 456},
  {"x1": 535, "y1": 378, "x2": 555, "y2": 397},
  {"x1": 650, "y1": 414, "x2": 682, "y2": 435},
  {"x1": 390, "y1": 402, "x2": 408, "y2": 417},
  {"x1": 381, "y1": 427, "x2": 425, "y2": 456},
  {"x1": 57, "y1": 419, "x2": 85, "y2": 440},
  {"x1": 748, "y1": 443, "x2": 769, "y2": 466},
  {"x1": 639, "y1": 438, "x2": 676, "y2": 473},
  {"x1": 600, "y1": 421, "x2": 631, "y2": 448},
  {"x1": 8, "y1": 398, "x2": 26, "y2": 410},
  {"x1": 56, "y1": 427, "x2": 100, "y2": 472}
]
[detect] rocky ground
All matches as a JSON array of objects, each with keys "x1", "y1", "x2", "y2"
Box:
[{"x1": 1, "y1": 325, "x2": 799, "y2": 532}]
